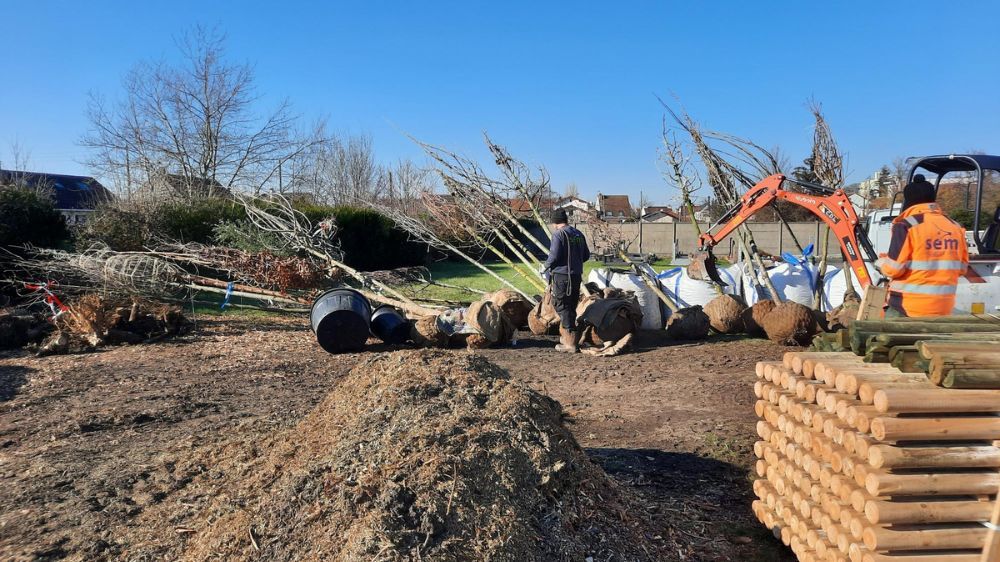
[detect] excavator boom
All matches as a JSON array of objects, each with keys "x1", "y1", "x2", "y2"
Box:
[{"x1": 690, "y1": 174, "x2": 879, "y2": 290}]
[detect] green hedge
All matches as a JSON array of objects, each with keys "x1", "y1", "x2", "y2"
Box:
[
  {"x1": 327, "y1": 206, "x2": 427, "y2": 271},
  {"x1": 0, "y1": 187, "x2": 70, "y2": 248},
  {"x1": 157, "y1": 199, "x2": 246, "y2": 243},
  {"x1": 80, "y1": 207, "x2": 154, "y2": 251}
]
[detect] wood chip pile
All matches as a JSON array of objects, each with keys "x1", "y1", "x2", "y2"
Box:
[{"x1": 751, "y1": 347, "x2": 1000, "y2": 562}]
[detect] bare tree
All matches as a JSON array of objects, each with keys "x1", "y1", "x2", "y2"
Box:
[
  {"x1": 638, "y1": 192, "x2": 653, "y2": 213},
  {"x1": 82, "y1": 26, "x2": 328, "y2": 198},
  {"x1": 806, "y1": 102, "x2": 849, "y2": 306},
  {"x1": 891, "y1": 156, "x2": 910, "y2": 191},
  {"x1": 563, "y1": 183, "x2": 580, "y2": 198},
  {"x1": 285, "y1": 132, "x2": 390, "y2": 205},
  {"x1": 386, "y1": 159, "x2": 434, "y2": 211},
  {"x1": 659, "y1": 129, "x2": 703, "y2": 233},
  {"x1": 0, "y1": 141, "x2": 55, "y2": 196}
]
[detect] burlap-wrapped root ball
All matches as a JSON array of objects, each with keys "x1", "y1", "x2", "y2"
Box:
[
  {"x1": 665, "y1": 305, "x2": 711, "y2": 340},
  {"x1": 704, "y1": 294, "x2": 747, "y2": 334},
  {"x1": 528, "y1": 302, "x2": 560, "y2": 335},
  {"x1": 762, "y1": 301, "x2": 819, "y2": 346},
  {"x1": 411, "y1": 315, "x2": 449, "y2": 348},
  {"x1": 489, "y1": 289, "x2": 533, "y2": 330},
  {"x1": 742, "y1": 299, "x2": 776, "y2": 337},
  {"x1": 464, "y1": 334, "x2": 492, "y2": 349}
]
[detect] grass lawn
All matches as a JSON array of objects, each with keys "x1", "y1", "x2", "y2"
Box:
[
  {"x1": 187, "y1": 291, "x2": 296, "y2": 317},
  {"x1": 406, "y1": 259, "x2": 672, "y2": 303}
]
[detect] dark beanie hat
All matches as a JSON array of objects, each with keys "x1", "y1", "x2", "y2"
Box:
[
  {"x1": 902, "y1": 175, "x2": 936, "y2": 210},
  {"x1": 550, "y1": 208, "x2": 569, "y2": 224}
]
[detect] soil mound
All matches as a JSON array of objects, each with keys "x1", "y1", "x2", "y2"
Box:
[
  {"x1": 762, "y1": 301, "x2": 819, "y2": 346},
  {"x1": 704, "y1": 294, "x2": 746, "y2": 334},
  {"x1": 665, "y1": 305, "x2": 711, "y2": 340},
  {"x1": 145, "y1": 351, "x2": 664, "y2": 561},
  {"x1": 742, "y1": 299, "x2": 776, "y2": 337}
]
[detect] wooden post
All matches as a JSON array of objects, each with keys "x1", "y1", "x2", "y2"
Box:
[{"x1": 983, "y1": 484, "x2": 1000, "y2": 562}]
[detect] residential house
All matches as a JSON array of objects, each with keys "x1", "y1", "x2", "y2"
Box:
[
  {"x1": 552, "y1": 196, "x2": 594, "y2": 223},
  {"x1": 639, "y1": 205, "x2": 679, "y2": 223},
  {"x1": 508, "y1": 196, "x2": 556, "y2": 219},
  {"x1": 596, "y1": 193, "x2": 635, "y2": 221},
  {"x1": 134, "y1": 172, "x2": 233, "y2": 201},
  {"x1": 677, "y1": 203, "x2": 713, "y2": 222},
  {"x1": 0, "y1": 169, "x2": 113, "y2": 224}
]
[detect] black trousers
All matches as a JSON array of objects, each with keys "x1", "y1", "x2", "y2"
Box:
[{"x1": 551, "y1": 273, "x2": 582, "y2": 330}]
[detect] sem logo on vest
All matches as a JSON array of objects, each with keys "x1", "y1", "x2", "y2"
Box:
[
  {"x1": 924, "y1": 227, "x2": 959, "y2": 251},
  {"x1": 925, "y1": 237, "x2": 960, "y2": 250}
]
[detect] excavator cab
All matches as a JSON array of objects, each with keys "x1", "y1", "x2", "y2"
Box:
[{"x1": 907, "y1": 154, "x2": 1000, "y2": 255}]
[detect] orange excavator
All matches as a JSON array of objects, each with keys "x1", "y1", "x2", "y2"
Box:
[{"x1": 688, "y1": 173, "x2": 882, "y2": 289}]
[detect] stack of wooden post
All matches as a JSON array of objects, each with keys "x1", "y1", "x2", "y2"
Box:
[
  {"x1": 752, "y1": 349, "x2": 1000, "y2": 562},
  {"x1": 811, "y1": 316, "x2": 1000, "y2": 389}
]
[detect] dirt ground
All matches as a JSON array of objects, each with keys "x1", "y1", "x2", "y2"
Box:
[{"x1": 0, "y1": 315, "x2": 795, "y2": 562}]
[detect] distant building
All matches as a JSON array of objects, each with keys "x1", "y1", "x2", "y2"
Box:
[
  {"x1": 677, "y1": 203, "x2": 713, "y2": 222},
  {"x1": 596, "y1": 193, "x2": 635, "y2": 221},
  {"x1": 553, "y1": 196, "x2": 594, "y2": 223},
  {"x1": 508, "y1": 196, "x2": 556, "y2": 218},
  {"x1": 858, "y1": 168, "x2": 896, "y2": 201},
  {"x1": 639, "y1": 205, "x2": 680, "y2": 223},
  {"x1": 134, "y1": 172, "x2": 233, "y2": 201},
  {"x1": 0, "y1": 169, "x2": 113, "y2": 224}
]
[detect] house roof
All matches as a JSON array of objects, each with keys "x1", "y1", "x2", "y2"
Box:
[
  {"x1": 554, "y1": 196, "x2": 591, "y2": 208},
  {"x1": 508, "y1": 197, "x2": 556, "y2": 215},
  {"x1": 641, "y1": 210, "x2": 675, "y2": 221},
  {"x1": 597, "y1": 194, "x2": 634, "y2": 217},
  {"x1": 0, "y1": 169, "x2": 113, "y2": 210},
  {"x1": 643, "y1": 205, "x2": 679, "y2": 218}
]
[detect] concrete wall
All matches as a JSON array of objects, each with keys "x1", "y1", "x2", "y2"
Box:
[{"x1": 575, "y1": 221, "x2": 843, "y2": 260}]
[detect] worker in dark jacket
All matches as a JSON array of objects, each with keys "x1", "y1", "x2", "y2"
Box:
[{"x1": 542, "y1": 209, "x2": 590, "y2": 352}]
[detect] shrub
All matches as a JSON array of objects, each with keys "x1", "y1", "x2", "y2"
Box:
[
  {"x1": 0, "y1": 187, "x2": 70, "y2": 248},
  {"x1": 155, "y1": 198, "x2": 245, "y2": 243},
  {"x1": 80, "y1": 206, "x2": 155, "y2": 251}
]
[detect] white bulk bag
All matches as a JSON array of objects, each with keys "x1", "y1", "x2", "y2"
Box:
[
  {"x1": 657, "y1": 264, "x2": 744, "y2": 309},
  {"x1": 820, "y1": 267, "x2": 862, "y2": 311},
  {"x1": 749, "y1": 262, "x2": 818, "y2": 307}
]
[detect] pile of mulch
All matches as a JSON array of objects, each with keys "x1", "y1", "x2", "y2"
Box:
[{"x1": 122, "y1": 351, "x2": 667, "y2": 561}]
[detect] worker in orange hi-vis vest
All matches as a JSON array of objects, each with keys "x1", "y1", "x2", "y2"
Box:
[{"x1": 875, "y1": 174, "x2": 970, "y2": 317}]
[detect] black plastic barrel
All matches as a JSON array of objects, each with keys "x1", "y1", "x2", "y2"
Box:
[
  {"x1": 370, "y1": 305, "x2": 410, "y2": 344},
  {"x1": 310, "y1": 288, "x2": 372, "y2": 353}
]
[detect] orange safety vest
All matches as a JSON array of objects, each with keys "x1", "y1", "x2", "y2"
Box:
[{"x1": 875, "y1": 203, "x2": 969, "y2": 317}]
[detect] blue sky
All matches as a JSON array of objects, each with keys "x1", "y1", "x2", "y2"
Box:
[{"x1": 2, "y1": 1, "x2": 998, "y2": 204}]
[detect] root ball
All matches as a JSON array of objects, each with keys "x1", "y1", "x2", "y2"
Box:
[
  {"x1": 665, "y1": 305, "x2": 711, "y2": 340},
  {"x1": 704, "y1": 294, "x2": 746, "y2": 334},
  {"x1": 762, "y1": 301, "x2": 819, "y2": 346},
  {"x1": 742, "y1": 299, "x2": 776, "y2": 337}
]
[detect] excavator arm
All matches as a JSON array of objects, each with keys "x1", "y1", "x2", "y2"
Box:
[{"x1": 691, "y1": 174, "x2": 880, "y2": 290}]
